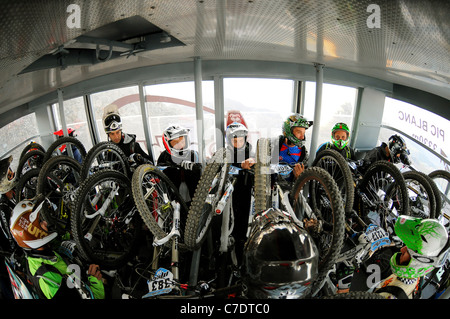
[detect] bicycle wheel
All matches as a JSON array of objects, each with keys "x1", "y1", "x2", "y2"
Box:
[
  {"x1": 429, "y1": 170, "x2": 450, "y2": 220},
  {"x1": 16, "y1": 150, "x2": 45, "y2": 178},
  {"x1": 80, "y1": 141, "x2": 131, "y2": 179},
  {"x1": 290, "y1": 166, "x2": 346, "y2": 287},
  {"x1": 36, "y1": 155, "x2": 82, "y2": 230},
  {"x1": 254, "y1": 137, "x2": 271, "y2": 213},
  {"x1": 421, "y1": 172, "x2": 442, "y2": 219},
  {"x1": 402, "y1": 170, "x2": 436, "y2": 219},
  {"x1": 312, "y1": 149, "x2": 355, "y2": 214},
  {"x1": 19, "y1": 142, "x2": 45, "y2": 160},
  {"x1": 71, "y1": 170, "x2": 142, "y2": 269},
  {"x1": 358, "y1": 160, "x2": 409, "y2": 232},
  {"x1": 132, "y1": 164, "x2": 188, "y2": 242},
  {"x1": 15, "y1": 168, "x2": 40, "y2": 202},
  {"x1": 184, "y1": 147, "x2": 231, "y2": 250},
  {"x1": 43, "y1": 136, "x2": 87, "y2": 163}
]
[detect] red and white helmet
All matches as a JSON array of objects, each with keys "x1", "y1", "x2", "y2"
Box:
[{"x1": 162, "y1": 125, "x2": 191, "y2": 157}]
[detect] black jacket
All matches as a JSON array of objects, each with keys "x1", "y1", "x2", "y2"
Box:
[
  {"x1": 363, "y1": 142, "x2": 390, "y2": 168},
  {"x1": 316, "y1": 141, "x2": 356, "y2": 160},
  {"x1": 115, "y1": 133, "x2": 153, "y2": 163},
  {"x1": 0, "y1": 195, "x2": 15, "y2": 252},
  {"x1": 157, "y1": 150, "x2": 201, "y2": 201}
]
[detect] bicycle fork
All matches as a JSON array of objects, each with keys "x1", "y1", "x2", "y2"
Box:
[
  {"x1": 84, "y1": 182, "x2": 119, "y2": 241},
  {"x1": 152, "y1": 201, "x2": 181, "y2": 281}
]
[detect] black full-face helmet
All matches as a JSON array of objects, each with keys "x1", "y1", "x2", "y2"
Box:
[
  {"x1": 388, "y1": 134, "x2": 410, "y2": 164},
  {"x1": 242, "y1": 208, "x2": 319, "y2": 299}
]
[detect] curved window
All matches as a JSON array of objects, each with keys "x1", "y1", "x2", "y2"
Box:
[
  {"x1": 223, "y1": 78, "x2": 294, "y2": 147},
  {"x1": 144, "y1": 81, "x2": 215, "y2": 159},
  {"x1": 52, "y1": 96, "x2": 93, "y2": 151},
  {"x1": 0, "y1": 113, "x2": 40, "y2": 168},
  {"x1": 303, "y1": 82, "x2": 357, "y2": 153},
  {"x1": 90, "y1": 86, "x2": 150, "y2": 154},
  {"x1": 381, "y1": 97, "x2": 449, "y2": 174}
]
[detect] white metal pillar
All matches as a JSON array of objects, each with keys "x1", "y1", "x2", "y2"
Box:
[
  {"x1": 139, "y1": 83, "x2": 155, "y2": 162},
  {"x1": 194, "y1": 57, "x2": 206, "y2": 165},
  {"x1": 57, "y1": 88, "x2": 68, "y2": 137},
  {"x1": 214, "y1": 75, "x2": 224, "y2": 150},
  {"x1": 309, "y1": 63, "x2": 324, "y2": 164}
]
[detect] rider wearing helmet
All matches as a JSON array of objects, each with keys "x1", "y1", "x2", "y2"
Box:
[
  {"x1": 363, "y1": 134, "x2": 411, "y2": 169},
  {"x1": 102, "y1": 104, "x2": 153, "y2": 164},
  {"x1": 53, "y1": 128, "x2": 83, "y2": 163},
  {"x1": 224, "y1": 122, "x2": 255, "y2": 262},
  {"x1": 0, "y1": 156, "x2": 17, "y2": 252},
  {"x1": 242, "y1": 208, "x2": 319, "y2": 299},
  {"x1": 278, "y1": 114, "x2": 312, "y2": 179},
  {"x1": 375, "y1": 215, "x2": 449, "y2": 299},
  {"x1": 10, "y1": 196, "x2": 105, "y2": 299},
  {"x1": 157, "y1": 125, "x2": 201, "y2": 203},
  {"x1": 316, "y1": 122, "x2": 356, "y2": 160},
  {"x1": 225, "y1": 122, "x2": 255, "y2": 169}
]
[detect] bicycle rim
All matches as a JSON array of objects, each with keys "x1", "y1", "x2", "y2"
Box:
[
  {"x1": 132, "y1": 164, "x2": 188, "y2": 242},
  {"x1": 290, "y1": 167, "x2": 346, "y2": 285},
  {"x1": 184, "y1": 147, "x2": 230, "y2": 250},
  {"x1": 71, "y1": 169, "x2": 141, "y2": 268}
]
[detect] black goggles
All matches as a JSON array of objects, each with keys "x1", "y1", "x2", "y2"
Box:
[{"x1": 104, "y1": 114, "x2": 121, "y2": 127}]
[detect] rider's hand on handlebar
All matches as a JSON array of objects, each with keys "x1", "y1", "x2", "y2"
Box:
[
  {"x1": 293, "y1": 163, "x2": 305, "y2": 178},
  {"x1": 88, "y1": 264, "x2": 103, "y2": 281},
  {"x1": 180, "y1": 160, "x2": 202, "y2": 171},
  {"x1": 128, "y1": 153, "x2": 144, "y2": 164},
  {"x1": 241, "y1": 158, "x2": 255, "y2": 170}
]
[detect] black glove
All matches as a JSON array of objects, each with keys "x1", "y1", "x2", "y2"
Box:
[{"x1": 180, "y1": 160, "x2": 202, "y2": 171}]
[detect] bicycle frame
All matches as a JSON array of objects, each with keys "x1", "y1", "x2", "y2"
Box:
[{"x1": 152, "y1": 201, "x2": 181, "y2": 281}]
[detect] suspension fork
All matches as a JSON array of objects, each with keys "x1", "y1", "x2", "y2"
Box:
[
  {"x1": 84, "y1": 182, "x2": 119, "y2": 241},
  {"x1": 152, "y1": 201, "x2": 181, "y2": 281}
]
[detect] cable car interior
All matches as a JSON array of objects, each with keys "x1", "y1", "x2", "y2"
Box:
[{"x1": 0, "y1": 0, "x2": 449, "y2": 301}]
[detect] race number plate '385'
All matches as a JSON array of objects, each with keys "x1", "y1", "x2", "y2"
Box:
[{"x1": 143, "y1": 268, "x2": 174, "y2": 298}]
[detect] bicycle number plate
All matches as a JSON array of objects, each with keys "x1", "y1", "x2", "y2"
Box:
[
  {"x1": 364, "y1": 224, "x2": 390, "y2": 252},
  {"x1": 142, "y1": 268, "x2": 174, "y2": 298}
]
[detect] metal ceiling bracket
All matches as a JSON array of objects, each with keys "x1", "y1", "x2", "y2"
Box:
[{"x1": 95, "y1": 44, "x2": 113, "y2": 62}]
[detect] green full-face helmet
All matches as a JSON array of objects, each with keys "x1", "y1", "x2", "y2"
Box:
[
  {"x1": 331, "y1": 122, "x2": 350, "y2": 149},
  {"x1": 282, "y1": 114, "x2": 312, "y2": 147},
  {"x1": 390, "y1": 215, "x2": 450, "y2": 279}
]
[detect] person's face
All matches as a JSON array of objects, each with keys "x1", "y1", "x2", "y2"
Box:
[
  {"x1": 232, "y1": 136, "x2": 245, "y2": 149},
  {"x1": 292, "y1": 127, "x2": 306, "y2": 141},
  {"x1": 334, "y1": 130, "x2": 348, "y2": 141},
  {"x1": 399, "y1": 246, "x2": 411, "y2": 265},
  {"x1": 169, "y1": 136, "x2": 186, "y2": 150},
  {"x1": 108, "y1": 130, "x2": 122, "y2": 144}
]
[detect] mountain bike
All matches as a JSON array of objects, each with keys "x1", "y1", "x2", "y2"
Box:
[
  {"x1": 15, "y1": 149, "x2": 45, "y2": 178},
  {"x1": 35, "y1": 155, "x2": 82, "y2": 233},
  {"x1": 70, "y1": 169, "x2": 142, "y2": 269},
  {"x1": 312, "y1": 149, "x2": 410, "y2": 236},
  {"x1": 255, "y1": 137, "x2": 346, "y2": 289},
  {"x1": 428, "y1": 169, "x2": 450, "y2": 223},
  {"x1": 43, "y1": 136, "x2": 86, "y2": 164},
  {"x1": 80, "y1": 141, "x2": 131, "y2": 180}
]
